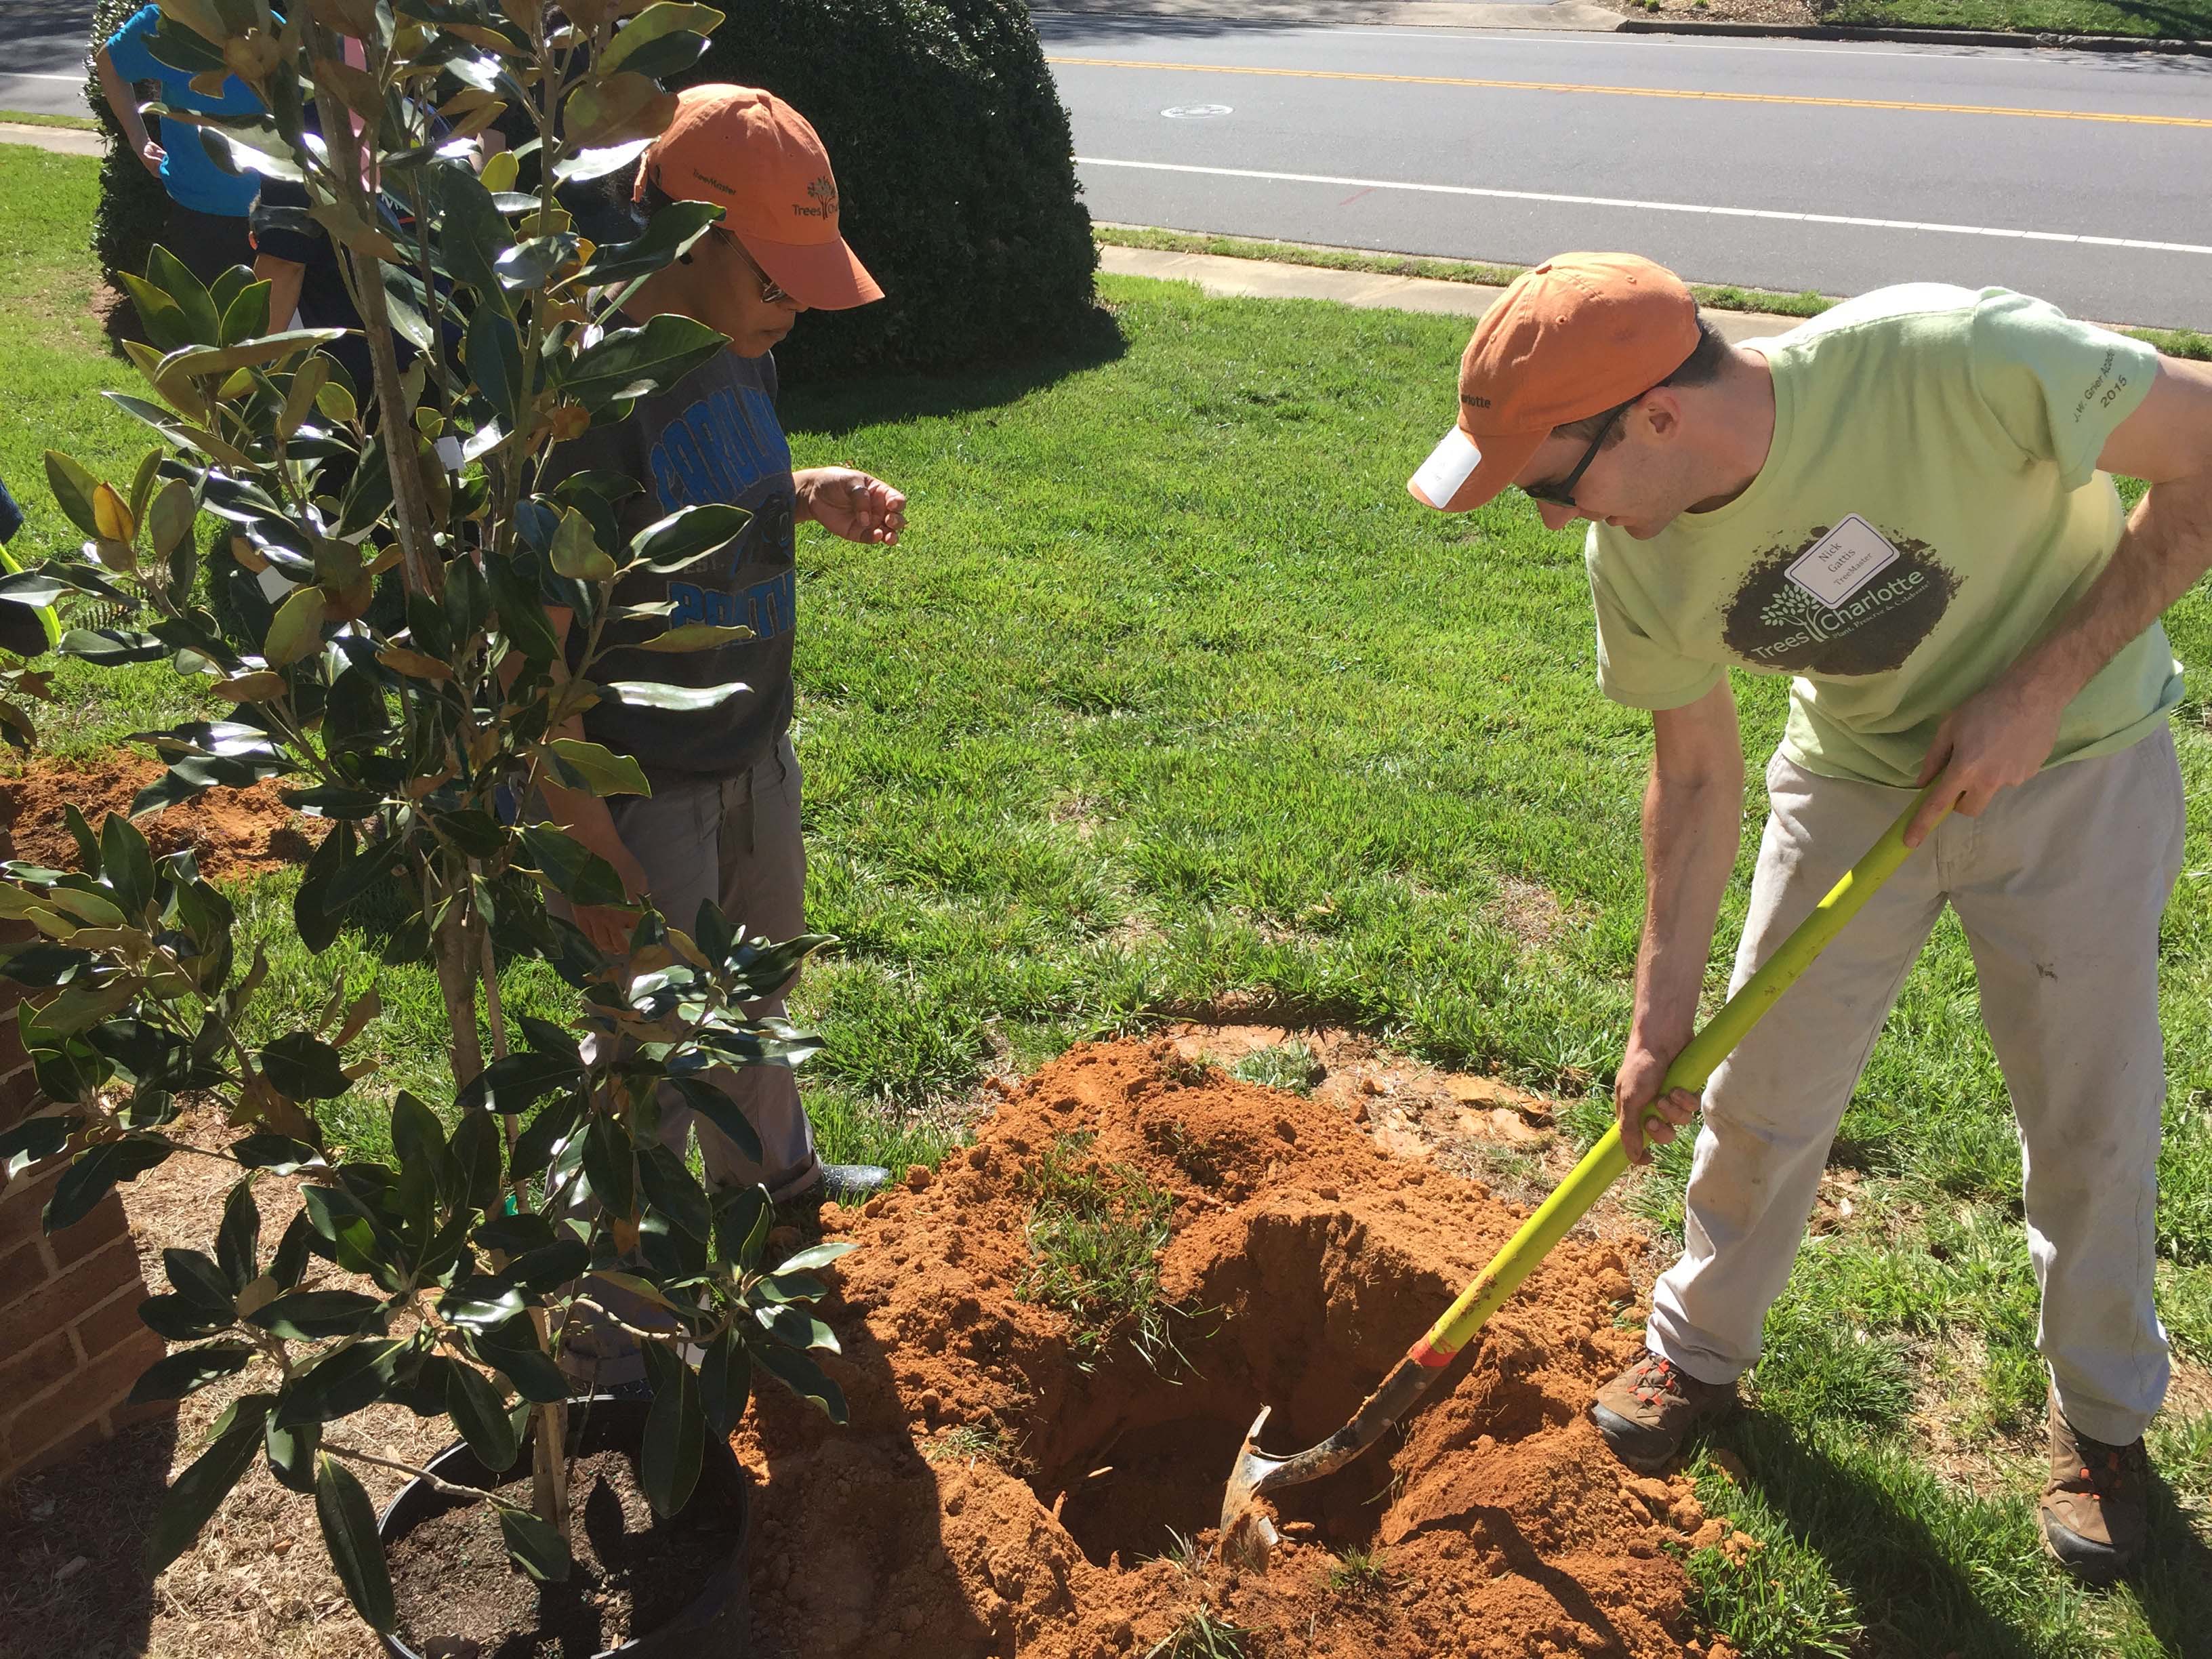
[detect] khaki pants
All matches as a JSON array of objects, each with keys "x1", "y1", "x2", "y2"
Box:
[
  {"x1": 558, "y1": 738, "x2": 819, "y2": 1389},
  {"x1": 606, "y1": 735, "x2": 821, "y2": 1202},
  {"x1": 1645, "y1": 729, "x2": 2184, "y2": 1446}
]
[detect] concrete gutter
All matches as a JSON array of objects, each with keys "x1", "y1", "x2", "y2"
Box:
[{"x1": 1099, "y1": 243, "x2": 1807, "y2": 340}]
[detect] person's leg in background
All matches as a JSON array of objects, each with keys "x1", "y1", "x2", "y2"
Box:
[
  {"x1": 1948, "y1": 729, "x2": 2184, "y2": 1578},
  {"x1": 687, "y1": 735, "x2": 821, "y2": 1202}
]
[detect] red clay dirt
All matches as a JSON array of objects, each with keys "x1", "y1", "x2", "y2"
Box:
[
  {"x1": 741, "y1": 1039, "x2": 1705, "y2": 1658},
  {"x1": 0, "y1": 754, "x2": 319, "y2": 879}
]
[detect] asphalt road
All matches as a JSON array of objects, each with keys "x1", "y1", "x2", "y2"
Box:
[
  {"x1": 0, "y1": 0, "x2": 96, "y2": 119},
  {"x1": 1040, "y1": 15, "x2": 2212, "y2": 329}
]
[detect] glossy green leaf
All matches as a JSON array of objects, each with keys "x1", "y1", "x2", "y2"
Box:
[
  {"x1": 274, "y1": 1338, "x2": 401, "y2": 1425},
  {"x1": 444, "y1": 1361, "x2": 520, "y2": 1472},
  {"x1": 315, "y1": 1454, "x2": 396, "y2": 1632},
  {"x1": 262, "y1": 585, "x2": 326, "y2": 669},
  {"x1": 265, "y1": 1418, "x2": 320, "y2": 1492},
  {"x1": 696, "y1": 1328, "x2": 750, "y2": 1438},
  {"x1": 216, "y1": 1179, "x2": 260, "y2": 1292},
  {"x1": 639, "y1": 1340, "x2": 703, "y2": 1518},
  {"x1": 146, "y1": 1395, "x2": 270, "y2": 1573},
  {"x1": 752, "y1": 1338, "x2": 848, "y2": 1424},
  {"x1": 260, "y1": 1032, "x2": 350, "y2": 1100},
  {"x1": 542, "y1": 737, "x2": 648, "y2": 796},
  {"x1": 247, "y1": 1288, "x2": 388, "y2": 1340},
  {"x1": 601, "y1": 679, "x2": 750, "y2": 712},
  {"x1": 626, "y1": 503, "x2": 747, "y2": 573},
  {"x1": 497, "y1": 1502, "x2": 572, "y2": 1581},
  {"x1": 634, "y1": 621, "x2": 750, "y2": 653},
  {"x1": 42, "y1": 451, "x2": 104, "y2": 538},
  {"x1": 127, "y1": 1341, "x2": 255, "y2": 1405},
  {"x1": 597, "y1": 3, "x2": 725, "y2": 75},
  {"x1": 46, "y1": 1138, "x2": 171, "y2": 1230}
]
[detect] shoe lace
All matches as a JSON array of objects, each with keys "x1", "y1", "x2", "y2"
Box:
[
  {"x1": 1629, "y1": 1355, "x2": 1690, "y2": 1406},
  {"x1": 2073, "y1": 1435, "x2": 2149, "y2": 1502}
]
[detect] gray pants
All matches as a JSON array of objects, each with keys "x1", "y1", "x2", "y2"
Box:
[
  {"x1": 608, "y1": 735, "x2": 821, "y2": 1202},
  {"x1": 1646, "y1": 729, "x2": 2184, "y2": 1446},
  {"x1": 558, "y1": 738, "x2": 819, "y2": 1387}
]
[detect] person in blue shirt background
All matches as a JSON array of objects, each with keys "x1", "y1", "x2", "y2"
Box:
[{"x1": 94, "y1": 4, "x2": 262, "y2": 286}]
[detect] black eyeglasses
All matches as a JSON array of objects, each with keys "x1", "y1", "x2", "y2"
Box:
[
  {"x1": 1521, "y1": 398, "x2": 1631, "y2": 509},
  {"x1": 710, "y1": 224, "x2": 793, "y2": 306}
]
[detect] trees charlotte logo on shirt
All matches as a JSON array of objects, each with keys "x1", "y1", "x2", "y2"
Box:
[{"x1": 1719, "y1": 516, "x2": 1959, "y2": 675}]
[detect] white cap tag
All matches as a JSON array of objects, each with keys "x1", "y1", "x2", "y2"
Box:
[{"x1": 1410, "y1": 427, "x2": 1482, "y2": 510}]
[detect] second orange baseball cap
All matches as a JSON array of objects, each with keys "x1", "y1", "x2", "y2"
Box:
[
  {"x1": 1407, "y1": 252, "x2": 1700, "y2": 513},
  {"x1": 638, "y1": 83, "x2": 882, "y2": 311}
]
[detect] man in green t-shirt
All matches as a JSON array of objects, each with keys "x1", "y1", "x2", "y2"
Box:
[{"x1": 1408, "y1": 251, "x2": 2212, "y2": 1582}]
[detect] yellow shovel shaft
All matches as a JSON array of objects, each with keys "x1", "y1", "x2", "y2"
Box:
[{"x1": 1404, "y1": 791, "x2": 1938, "y2": 1370}]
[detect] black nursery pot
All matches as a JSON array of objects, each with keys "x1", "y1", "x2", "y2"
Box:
[{"x1": 375, "y1": 1395, "x2": 752, "y2": 1659}]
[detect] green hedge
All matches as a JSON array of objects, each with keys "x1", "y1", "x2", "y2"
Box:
[
  {"x1": 685, "y1": 0, "x2": 1100, "y2": 377},
  {"x1": 86, "y1": 0, "x2": 171, "y2": 285}
]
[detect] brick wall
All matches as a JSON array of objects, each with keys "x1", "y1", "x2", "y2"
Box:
[{"x1": 0, "y1": 911, "x2": 169, "y2": 1484}]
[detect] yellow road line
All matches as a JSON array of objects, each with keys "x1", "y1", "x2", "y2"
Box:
[{"x1": 1046, "y1": 55, "x2": 2212, "y2": 129}]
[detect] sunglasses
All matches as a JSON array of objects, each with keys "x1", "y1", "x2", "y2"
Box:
[
  {"x1": 1521, "y1": 398, "x2": 1632, "y2": 510},
  {"x1": 709, "y1": 224, "x2": 794, "y2": 306}
]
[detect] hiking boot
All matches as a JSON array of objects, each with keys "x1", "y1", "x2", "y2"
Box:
[
  {"x1": 1590, "y1": 1352, "x2": 1737, "y2": 1471},
  {"x1": 2039, "y1": 1395, "x2": 2150, "y2": 1583}
]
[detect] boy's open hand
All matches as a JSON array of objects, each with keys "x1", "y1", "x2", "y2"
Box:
[{"x1": 797, "y1": 467, "x2": 905, "y2": 546}]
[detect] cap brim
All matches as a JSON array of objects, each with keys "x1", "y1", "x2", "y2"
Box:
[
  {"x1": 743, "y1": 232, "x2": 883, "y2": 311},
  {"x1": 1406, "y1": 425, "x2": 1544, "y2": 513}
]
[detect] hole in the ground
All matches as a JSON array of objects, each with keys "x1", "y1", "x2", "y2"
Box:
[{"x1": 1036, "y1": 1397, "x2": 1393, "y2": 1568}]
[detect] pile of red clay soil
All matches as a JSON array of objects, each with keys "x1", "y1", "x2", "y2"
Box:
[
  {"x1": 739, "y1": 1040, "x2": 1709, "y2": 1658},
  {"x1": 0, "y1": 754, "x2": 319, "y2": 879}
]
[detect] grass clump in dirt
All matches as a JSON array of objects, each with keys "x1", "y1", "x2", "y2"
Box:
[
  {"x1": 1019, "y1": 1131, "x2": 1183, "y2": 1364},
  {"x1": 1145, "y1": 1607, "x2": 1248, "y2": 1659},
  {"x1": 1231, "y1": 1040, "x2": 1320, "y2": 1094},
  {"x1": 924, "y1": 1424, "x2": 1014, "y2": 1469},
  {"x1": 1325, "y1": 1544, "x2": 1395, "y2": 1595}
]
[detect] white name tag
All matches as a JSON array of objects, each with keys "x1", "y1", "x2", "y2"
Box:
[{"x1": 1786, "y1": 515, "x2": 1900, "y2": 608}]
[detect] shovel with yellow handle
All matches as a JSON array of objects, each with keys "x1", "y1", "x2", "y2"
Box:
[{"x1": 1218, "y1": 790, "x2": 1946, "y2": 1572}]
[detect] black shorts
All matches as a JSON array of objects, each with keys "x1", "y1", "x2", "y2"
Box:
[{"x1": 161, "y1": 201, "x2": 255, "y2": 288}]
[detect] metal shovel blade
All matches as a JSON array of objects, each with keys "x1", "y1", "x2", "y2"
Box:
[
  {"x1": 1218, "y1": 1355, "x2": 1434, "y2": 1573},
  {"x1": 1218, "y1": 1407, "x2": 1288, "y2": 1572}
]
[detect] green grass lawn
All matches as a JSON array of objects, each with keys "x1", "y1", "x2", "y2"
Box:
[
  {"x1": 1811, "y1": 0, "x2": 2212, "y2": 37},
  {"x1": 5, "y1": 140, "x2": 2211, "y2": 1654}
]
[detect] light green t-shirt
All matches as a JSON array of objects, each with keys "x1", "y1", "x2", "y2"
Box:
[{"x1": 1586, "y1": 285, "x2": 2178, "y2": 787}]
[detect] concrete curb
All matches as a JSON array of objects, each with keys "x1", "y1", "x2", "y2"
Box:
[
  {"x1": 0, "y1": 121, "x2": 102, "y2": 157},
  {"x1": 1098, "y1": 243, "x2": 1808, "y2": 339},
  {"x1": 1613, "y1": 16, "x2": 2212, "y2": 54},
  {"x1": 1036, "y1": 1, "x2": 1626, "y2": 30}
]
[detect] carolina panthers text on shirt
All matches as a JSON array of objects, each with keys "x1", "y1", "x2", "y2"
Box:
[{"x1": 648, "y1": 381, "x2": 797, "y2": 641}]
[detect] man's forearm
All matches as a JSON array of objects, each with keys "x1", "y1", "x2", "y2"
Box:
[
  {"x1": 94, "y1": 52, "x2": 151, "y2": 154},
  {"x1": 1630, "y1": 761, "x2": 1744, "y2": 1056},
  {"x1": 2011, "y1": 470, "x2": 2212, "y2": 711}
]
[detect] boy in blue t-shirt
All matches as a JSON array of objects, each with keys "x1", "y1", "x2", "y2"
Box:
[{"x1": 94, "y1": 3, "x2": 262, "y2": 285}]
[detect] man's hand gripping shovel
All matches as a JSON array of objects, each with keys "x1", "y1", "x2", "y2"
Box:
[{"x1": 1218, "y1": 790, "x2": 1947, "y2": 1572}]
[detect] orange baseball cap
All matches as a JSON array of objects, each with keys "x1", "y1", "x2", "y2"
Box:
[
  {"x1": 638, "y1": 84, "x2": 882, "y2": 311},
  {"x1": 1407, "y1": 252, "x2": 1700, "y2": 512}
]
